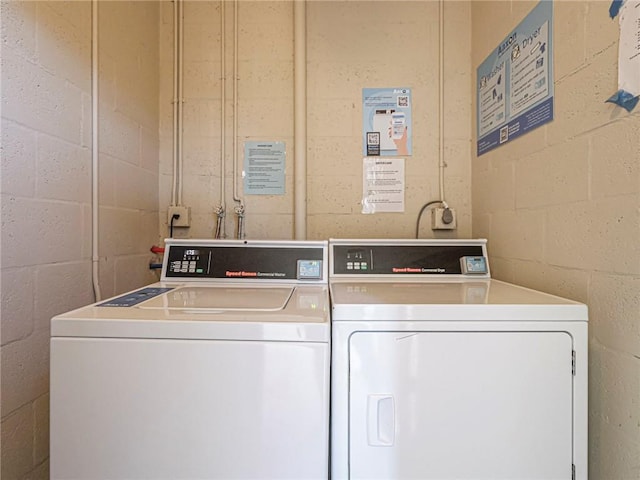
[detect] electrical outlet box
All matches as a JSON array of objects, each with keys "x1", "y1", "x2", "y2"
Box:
[
  {"x1": 167, "y1": 206, "x2": 191, "y2": 228},
  {"x1": 431, "y1": 207, "x2": 457, "y2": 230}
]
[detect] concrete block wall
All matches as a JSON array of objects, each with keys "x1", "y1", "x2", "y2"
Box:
[
  {"x1": 471, "y1": 2, "x2": 640, "y2": 478},
  {"x1": 306, "y1": 1, "x2": 472, "y2": 239},
  {"x1": 97, "y1": 1, "x2": 160, "y2": 298},
  {"x1": 3, "y1": 1, "x2": 638, "y2": 477},
  {"x1": 158, "y1": 1, "x2": 472, "y2": 240},
  {"x1": 159, "y1": 1, "x2": 298, "y2": 239},
  {"x1": 0, "y1": 2, "x2": 160, "y2": 478}
]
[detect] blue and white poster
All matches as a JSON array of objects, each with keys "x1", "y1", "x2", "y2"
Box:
[
  {"x1": 476, "y1": 1, "x2": 554, "y2": 156},
  {"x1": 362, "y1": 88, "x2": 412, "y2": 157}
]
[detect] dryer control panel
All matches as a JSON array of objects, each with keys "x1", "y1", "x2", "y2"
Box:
[{"x1": 330, "y1": 239, "x2": 490, "y2": 277}]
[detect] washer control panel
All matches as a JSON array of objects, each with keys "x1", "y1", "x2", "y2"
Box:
[{"x1": 162, "y1": 241, "x2": 327, "y2": 282}]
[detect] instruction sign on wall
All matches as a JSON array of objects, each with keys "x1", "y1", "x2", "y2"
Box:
[
  {"x1": 361, "y1": 158, "x2": 405, "y2": 214},
  {"x1": 243, "y1": 141, "x2": 285, "y2": 195},
  {"x1": 476, "y1": 0, "x2": 554, "y2": 156}
]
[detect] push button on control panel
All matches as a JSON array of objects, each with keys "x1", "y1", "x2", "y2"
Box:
[{"x1": 169, "y1": 249, "x2": 209, "y2": 275}]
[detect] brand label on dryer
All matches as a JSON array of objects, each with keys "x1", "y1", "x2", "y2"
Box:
[{"x1": 392, "y1": 267, "x2": 446, "y2": 274}]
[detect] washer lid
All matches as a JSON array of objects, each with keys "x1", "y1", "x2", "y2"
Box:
[{"x1": 138, "y1": 286, "x2": 293, "y2": 312}]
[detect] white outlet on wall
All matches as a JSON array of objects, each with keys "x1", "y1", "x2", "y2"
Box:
[
  {"x1": 431, "y1": 207, "x2": 457, "y2": 230},
  {"x1": 167, "y1": 206, "x2": 191, "y2": 228}
]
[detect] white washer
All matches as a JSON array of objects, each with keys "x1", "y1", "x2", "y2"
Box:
[
  {"x1": 329, "y1": 239, "x2": 588, "y2": 480},
  {"x1": 51, "y1": 239, "x2": 330, "y2": 480}
]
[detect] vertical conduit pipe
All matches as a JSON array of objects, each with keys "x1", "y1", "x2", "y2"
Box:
[
  {"x1": 171, "y1": 0, "x2": 179, "y2": 207},
  {"x1": 177, "y1": 0, "x2": 185, "y2": 205},
  {"x1": 91, "y1": 0, "x2": 101, "y2": 301},
  {"x1": 438, "y1": 0, "x2": 446, "y2": 203},
  {"x1": 232, "y1": 0, "x2": 241, "y2": 206},
  {"x1": 232, "y1": 0, "x2": 245, "y2": 238},
  {"x1": 217, "y1": 0, "x2": 226, "y2": 238},
  {"x1": 293, "y1": 0, "x2": 307, "y2": 240}
]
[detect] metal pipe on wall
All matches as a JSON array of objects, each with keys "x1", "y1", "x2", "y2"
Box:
[
  {"x1": 177, "y1": 0, "x2": 185, "y2": 206},
  {"x1": 216, "y1": 0, "x2": 227, "y2": 238},
  {"x1": 438, "y1": 0, "x2": 446, "y2": 203},
  {"x1": 232, "y1": 0, "x2": 245, "y2": 238},
  {"x1": 171, "y1": 0, "x2": 179, "y2": 207},
  {"x1": 293, "y1": 0, "x2": 307, "y2": 240},
  {"x1": 91, "y1": 0, "x2": 102, "y2": 302}
]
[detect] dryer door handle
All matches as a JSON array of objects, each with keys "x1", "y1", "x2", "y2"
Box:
[{"x1": 367, "y1": 394, "x2": 395, "y2": 446}]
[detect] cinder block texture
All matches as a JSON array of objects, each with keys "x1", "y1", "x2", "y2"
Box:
[
  {"x1": 303, "y1": 0, "x2": 472, "y2": 240},
  {"x1": 545, "y1": 195, "x2": 639, "y2": 275},
  {"x1": 1, "y1": 119, "x2": 37, "y2": 197},
  {"x1": 1, "y1": 404, "x2": 34, "y2": 480},
  {"x1": 158, "y1": 1, "x2": 472, "y2": 239},
  {"x1": 589, "y1": 343, "x2": 640, "y2": 479},
  {"x1": 1, "y1": 196, "x2": 86, "y2": 268},
  {"x1": 1, "y1": 267, "x2": 35, "y2": 346},
  {"x1": 36, "y1": 134, "x2": 91, "y2": 203},
  {"x1": 1, "y1": 328, "x2": 50, "y2": 417},
  {"x1": 1, "y1": 3, "x2": 160, "y2": 480},
  {"x1": 471, "y1": 2, "x2": 640, "y2": 478},
  {"x1": 590, "y1": 274, "x2": 640, "y2": 358},
  {"x1": 33, "y1": 394, "x2": 50, "y2": 466},
  {"x1": 34, "y1": 262, "x2": 93, "y2": 332},
  {"x1": 515, "y1": 138, "x2": 590, "y2": 209},
  {"x1": 591, "y1": 119, "x2": 640, "y2": 199}
]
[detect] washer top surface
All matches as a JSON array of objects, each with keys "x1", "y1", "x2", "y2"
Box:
[
  {"x1": 52, "y1": 240, "x2": 330, "y2": 342},
  {"x1": 52, "y1": 282, "x2": 330, "y2": 342}
]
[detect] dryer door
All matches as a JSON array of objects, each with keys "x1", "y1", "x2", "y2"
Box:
[{"x1": 349, "y1": 331, "x2": 574, "y2": 480}]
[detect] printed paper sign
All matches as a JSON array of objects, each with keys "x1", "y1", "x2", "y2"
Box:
[
  {"x1": 243, "y1": 141, "x2": 285, "y2": 195},
  {"x1": 362, "y1": 157, "x2": 405, "y2": 214},
  {"x1": 619, "y1": 2, "x2": 640, "y2": 96}
]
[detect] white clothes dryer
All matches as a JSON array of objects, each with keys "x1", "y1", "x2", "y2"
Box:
[
  {"x1": 51, "y1": 240, "x2": 330, "y2": 480},
  {"x1": 329, "y1": 239, "x2": 588, "y2": 480}
]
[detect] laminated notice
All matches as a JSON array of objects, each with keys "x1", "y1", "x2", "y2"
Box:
[{"x1": 361, "y1": 158, "x2": 404, "y2": 214}]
